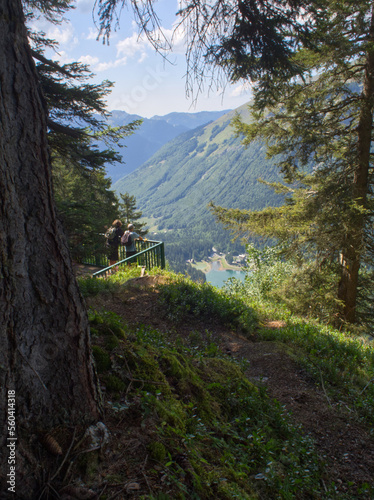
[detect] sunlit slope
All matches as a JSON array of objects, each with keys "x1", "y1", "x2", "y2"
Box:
[{"x1": 114, "y1": 103, "x2": 284, "y2": 230}]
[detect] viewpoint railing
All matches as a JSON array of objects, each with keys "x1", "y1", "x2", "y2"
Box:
[{"x1": 90, "y1": 239, "x2": 165, "y2": 278}]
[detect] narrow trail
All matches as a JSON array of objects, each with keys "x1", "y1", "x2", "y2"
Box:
[{"x1": 86, "y1": 275, "x2": 374, "y2": 497}]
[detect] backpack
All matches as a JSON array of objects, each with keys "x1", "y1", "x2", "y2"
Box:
[
  {"x1": 121, "y1": 231, "x2": 132, "y2": 247},
  {"x1": 105, "y1": 227, "x2": 117, "y2": 241}
]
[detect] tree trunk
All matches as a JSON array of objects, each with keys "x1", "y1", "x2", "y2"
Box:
[
  {"x1": 337, "y1": 3, "x2": 374, "y2": 324},
  {"x1": 0, "y1": 0, "x2": 100, "y2": 495}
]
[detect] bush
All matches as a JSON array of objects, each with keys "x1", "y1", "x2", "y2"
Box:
[
  {"x1": 158, "y1": 276, "x2": 257, "y2": 333},
  {"x1": 234, "y1": 244, "x2": 341, "y2": 324}
]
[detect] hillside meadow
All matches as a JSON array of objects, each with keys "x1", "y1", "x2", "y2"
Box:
[{"x1": 39, "y1": 265, "x2": 374, "y2": 498}]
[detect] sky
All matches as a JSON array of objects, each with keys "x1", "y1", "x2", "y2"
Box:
[{"x1": 31, "y1": 0, "x2": 253, "y2": 118}]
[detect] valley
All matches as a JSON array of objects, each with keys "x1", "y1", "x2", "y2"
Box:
[{"x1": 110, "y1": 103, "x2": 284, "y2": 276}]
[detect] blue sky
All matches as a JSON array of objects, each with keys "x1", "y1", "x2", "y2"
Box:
[{"x1": 32, "y1": 0, "x2": 252, "y2": 118}]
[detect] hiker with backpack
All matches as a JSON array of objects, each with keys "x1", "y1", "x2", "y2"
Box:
[
  {"x1": 105, "y1": 219, "x2": 124, "y2": 269},
  {"x1": 121, "y1": 223, "x2": 144, "y2": 262}
]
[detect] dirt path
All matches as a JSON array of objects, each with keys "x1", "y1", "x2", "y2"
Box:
[
  {"x1": 222, "y1": 335, "x2": 374, "y2": 495},
  {"x1": 87, "y1": 275, "x2": 374, "y2": 497}
]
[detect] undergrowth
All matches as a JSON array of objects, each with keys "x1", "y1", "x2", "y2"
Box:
[
  {"x1": 253, "y1": 304, "x2": 374, "y2": 427},
  {"x1": 157, "y1": 275, "x2": 257, "y2": 334},
  {"x1": 88, "y1": 307, "x2": 325, "y2": 499},
  {"x1": 223, "y1": 248, "x2": 374, "y2": 428},
  {"x1": 74, "y1": 268, "x2": 374, "y2": 498}
]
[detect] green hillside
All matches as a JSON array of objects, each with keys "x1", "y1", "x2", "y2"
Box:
[{"x1": 113, "y1": 103, "x2": 284, "y2": 274}]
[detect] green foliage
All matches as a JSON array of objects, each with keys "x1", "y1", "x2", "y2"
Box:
[
  {"x1": 92, "y1": 345, "x2": 111, "y2": 373},
  {"x1": 103, "y1": 374, "x2": 126, "y2": 394},
  {"x1": 227, "y1": 0, "x2": 374, "y2": 325},
  {"x1": 78, "y1": 267, "x2": 142, "y2": 297},
  {"x1": 81, "y1": 270, "x2": 374, "y2": 497},
  {"x1": 53, "y1": 160, "x2": 119, "y2": 261},
  {"x1": 257, "y1": 310, "x2": 374, "y2": 427},
  {"x1": 118, "y1": 192, "x2": 148, "y2": 236},
  {"x1": 89, "y1": 309, "x2": 127, "y2": 339},
  {"x1": 157, "y1": 275, "x2": 257, "y2": 333},
  {"x1": 25, "y1": 8, "x2": 142, "y2": 264},
  {"x1": 272, "y1": 265, "x2": 341, "y2": 323},
  {"x1": 78, "y1": 276, "x2": 118, "y2": 298},
  {"x1": 148, "y1": 441, "x2": 167, "y2": 462},
  {"x1": 226, "y1": 244, "x2": 343, "y2": 325}
]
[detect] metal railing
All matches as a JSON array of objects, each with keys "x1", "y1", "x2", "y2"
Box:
[{"x1": 91, "y1": 239, "x2": 165, "y2": 278}]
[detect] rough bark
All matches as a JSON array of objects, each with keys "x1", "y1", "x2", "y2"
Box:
[
  {"x1": 0, "y1": 0, "x2": 100, "y2": 495},
  {"x1": 337, "y1": 2, "x2": 374, "y2": 324}
]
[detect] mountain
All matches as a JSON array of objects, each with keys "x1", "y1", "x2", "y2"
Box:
[
  {"x1": 151, "y1": 110, "x2": 231, "y2": 130},
  {"x1": 104, "y1": 109, "x2": 231, "y2": 183},
  {"x1": 113, "y1": 103, "x2": 284, "y2": 234}
]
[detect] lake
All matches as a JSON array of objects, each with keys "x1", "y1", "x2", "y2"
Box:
[{"x1": 205, "y1": 264, "x2": 246, "y2": 288}]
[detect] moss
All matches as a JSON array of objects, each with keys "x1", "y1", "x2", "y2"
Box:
[
  {"x1": 148, "y1": 441, "x2": 167, "y2": 462},
  {"x1": 103, "y1": 374, "x2": 126, "y2": 394},
  {"x1": 105, "y1": 334, "x2": 120, "y2": 351},
  {"x1": 89, "y1": 309, "x2": 127, "y2": 338},
  {"x1": 90, "y1": 327, "x2": 99, "y2": 337},
  {"x1": 161, "y1": 353, "x2": 207, "y2": 396},
  {"x1": 92, "y1": 345, "x2": 111, "y2": 373},
  {"x1": 121, "y1": 347, "x2": 171, "y2": 394},
  {"x1": 75, "y1": 449, "x2": 100, "y2": 480},
  {"x1": 154, "y1": 398, "x2": 186, "y2": 433}
]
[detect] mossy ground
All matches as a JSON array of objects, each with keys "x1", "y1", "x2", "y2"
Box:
[
  {"x1": 88, "y1": 308, "x2": 323, "y2": 499},
  {"x1": 39, "y1": 269, "x2": 374, "y2": 499}
]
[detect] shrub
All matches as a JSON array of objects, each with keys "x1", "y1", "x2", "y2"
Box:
[{"x1": 158, "y1": 276, "x2": 257, "y2": 333}]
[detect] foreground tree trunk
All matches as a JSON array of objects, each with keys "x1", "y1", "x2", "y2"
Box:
[
  {"x1": 0, "y1": 0, "x2": 100, "y2": 495},
  {"x1": 337, "y1": 3, "x2": 374, "y2": 324}
]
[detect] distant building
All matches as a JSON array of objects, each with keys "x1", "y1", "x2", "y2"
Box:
[{"x1": 234, "y1": 254, "x2": 247, "y2": 264}]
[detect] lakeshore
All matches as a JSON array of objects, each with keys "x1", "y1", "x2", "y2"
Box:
[{"x1": 192, "y1": 254, "x2": 245, "y2": 274}]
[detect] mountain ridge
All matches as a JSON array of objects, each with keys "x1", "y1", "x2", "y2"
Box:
[
  {"x1": 105, "y1": 109, "x2": 231, "y2": 182},
  {"x1": 113, "y1": 102, "x2": 283, "y2": 234}
]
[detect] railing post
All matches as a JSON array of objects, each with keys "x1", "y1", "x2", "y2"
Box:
[{"x1": 160, "y1": 242, "x2": 165, "y2": 269}]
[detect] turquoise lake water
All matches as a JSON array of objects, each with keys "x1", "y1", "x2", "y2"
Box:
[{"x1": 205, "y1": 264, "x2": 246, "y2": 288}]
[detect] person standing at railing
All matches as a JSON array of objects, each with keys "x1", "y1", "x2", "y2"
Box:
[
  {"x1": 121, "y1": 223, "x2": 145, "y2": 262},
  {"x1": 105, "y1": 219, "x2": 124, "y2": 269}
]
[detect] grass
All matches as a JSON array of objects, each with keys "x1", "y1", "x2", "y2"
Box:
[
  {"x1": 248, "y1": 299, "x2": 374, "y2": 426},
  {"x1": 88, "y1": 305, "x2": 325, "y2": 499},
  {"x1": 157, "y1": 274, "x2": 257, "y2": 333},
  {"x1": 76, "y1": 269, "x2": 374, "y2": 498},
  {"x1": 78, "y1": 265, "x2": 165, "y2": 297}
]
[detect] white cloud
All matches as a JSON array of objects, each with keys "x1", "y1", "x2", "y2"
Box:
[
  {"x1": 46, "y1": 23, "x2": 77, "y2": 46},
  {"x1": 162, "y1": 24, "x2": 186, "y2": 54},
  {"x1": 79, "y1": 55, "x2": 100, "y2": 66},
  {"x1": 230, "y1": 83, "x2": 252, "y2": 98},
  {"x1": 75, "y1": 0, "x2": 93, "y2": 14},
  {"x1": 86, "y1": 27, "x2": 100, "y2": 41},
  {"x1": 116, "y1": 33, "x2": 148, "y2": 60},
  {"x1": 51, "y1": 50, "x2": 74, "y2": 65},
  {"x1": 95, "y1": 60, "x2": 117, "y2": 72}
]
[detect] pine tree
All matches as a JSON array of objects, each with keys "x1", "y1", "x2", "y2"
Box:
[
  {"x1": 0, "y1": 1, "x2": 101, "y2": 492},
  {"x1": 118, "y1": 192, "x2": 148, "y2": 236},
  {"x1": 212, "y1": 0, "x2": 374, "y2": 326},
  {"x1": 25, "y1": 2, "x2": 142, "y2": 260}
]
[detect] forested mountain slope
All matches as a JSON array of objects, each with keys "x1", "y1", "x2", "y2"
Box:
[
  {"x1": 105, "y1": 109, "x2": 230, "y2": 182},
  {"x1": 113, "y1": 104, "x2": 284, "y2": 267}
]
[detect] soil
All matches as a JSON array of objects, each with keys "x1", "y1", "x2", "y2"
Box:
[{"x1": 83, "y1": 274, "x2": 374, "y2": 499}]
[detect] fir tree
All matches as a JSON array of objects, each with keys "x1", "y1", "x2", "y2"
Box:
[
  {"x1": 118, "y1": 192, "x2": 148, "y2": 236},
  {"x1": 212, "y1": 0, "x2": 374, "y2": 326},
  {"x1": 25, "y1": 1, "x2": 142, "y2": 260}
]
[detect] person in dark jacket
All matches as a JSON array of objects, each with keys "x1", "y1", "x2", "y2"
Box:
[{"x1": 106, "y1": 219, "x2": 124, "y2": 268}]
